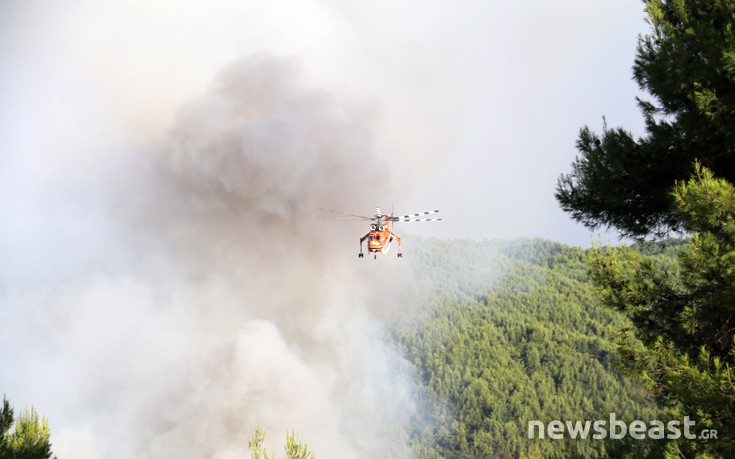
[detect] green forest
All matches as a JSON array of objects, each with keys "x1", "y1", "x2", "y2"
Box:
[
  {"x1": 12, "y1": 236, "x2": 727, "y2": 459},
  {"x1": 396, "y1": 238, "x2": 675, "y2": 458},
  {"x1": 8, "y1": 0, "x2": 735, "y2": 457}
]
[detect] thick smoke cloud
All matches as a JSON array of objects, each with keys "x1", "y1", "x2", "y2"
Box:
[{"x1": 1, "y1": 55, "x2": 415, "y2": 458}]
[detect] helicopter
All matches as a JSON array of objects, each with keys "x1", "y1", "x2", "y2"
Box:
[{"x1": 318, "y1": 207, "x2": 441, "y2": 259}]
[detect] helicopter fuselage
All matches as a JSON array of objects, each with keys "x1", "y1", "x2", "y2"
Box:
[
  {"x1": 367, "y1": 231, "x2": 389, "y2": 253},
  {"x1": 318, "y1": 206, "x2": 439, "y2": 259},
  {"x1": 360, "y1": 216, "x2": 401, "y2": 258},
  {"x1": 367, "y1": 217, "x2": 392, "y2": 253}
]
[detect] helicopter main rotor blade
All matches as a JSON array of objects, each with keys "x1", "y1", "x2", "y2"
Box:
[
  {"x1": 318, "y1": 208, "x2": 374, "y2": 220},
  {"x1": 389, "y1": 210, "x2": 441, "y2": 221},
  {"x1": 395, "y1": 218, "x2": 443, "y2": 222},
  {"x1": 401, "y1": 210, "x2": 440, "y2": 219},
  {"x1": 317, "y1": 217, "x2": 372, "y2": 222}
]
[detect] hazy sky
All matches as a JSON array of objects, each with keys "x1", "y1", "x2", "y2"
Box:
[
  {"x1": 1, "y1": 1, "x2": 651, "y2": 457},
  {"x1": 1, "y1": 0, "x2": 649, "y2": 247}
]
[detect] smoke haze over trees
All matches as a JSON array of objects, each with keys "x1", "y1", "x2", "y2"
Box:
[
  {"x1": 4, "y1": 0, "x2": 735, "y2": 458},
  {"x1": 398, "y1": 238, "x2": 669, "y2": 458},
  {"x1": 1, "y1": 55, "x2": 418, "y2": 458}
]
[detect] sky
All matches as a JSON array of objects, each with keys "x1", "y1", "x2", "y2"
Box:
[
  {"x1": 0, "y1": 1, "x2": 652, "y2": 458},
  {"x1": 1, "y1": 0, "x2": 650, "y2": 247}
]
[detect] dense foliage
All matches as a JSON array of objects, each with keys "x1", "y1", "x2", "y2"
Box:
[
  {"x1": 554, "y1": 0, "x2": 735, "y2": 456},
  {"x1": 397, "y1": 238, "x2": 669, "y2": 458},
  {"x1": 0, "y1": 397, "x2": 55, "y2": 459},
  {"x1": 590, "y1": 165, "x2": 735, "y2": 457},
  {"x1": 556, "y1": 0, "x2": 735, "y2": 238},
  {"x1": 248, "y1": 426, "x2": 315, "y2": 459}
]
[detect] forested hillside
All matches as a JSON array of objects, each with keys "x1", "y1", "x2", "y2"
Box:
[
  {"x1": 397, "y1": 238, "x2": 674, "y2": 458},
  {"x1": 553, "y1": 1, "x2": 735, "y2": 455}
]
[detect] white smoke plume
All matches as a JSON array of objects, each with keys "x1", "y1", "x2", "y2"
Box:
[{"x1": 1, "y1": 54, "x2": 417, "y2": 458}]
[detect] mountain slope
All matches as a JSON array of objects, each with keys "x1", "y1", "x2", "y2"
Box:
[{"x1": 398, "y1": 238, "x2": 669, "y2": 458}]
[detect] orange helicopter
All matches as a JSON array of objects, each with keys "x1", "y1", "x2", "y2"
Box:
[{"x1": 319, "y1": 207, "x2": 441, "y2": 259}]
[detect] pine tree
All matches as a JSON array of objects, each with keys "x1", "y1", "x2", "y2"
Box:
[
  {"x1": 248, "y1": 425, "x2": 270, "y2": 459},
  {"x1": 284, "y1": 431, "x2": 314, "y2": 459},
  {"x1": 589, "y1": 165, "x2": 735, "y2": 456},
  {"x1": 247, "y1": 427, "x2": 314, "y2": 459},
  {"x1": 0, "y1": 397, "x2": 55, "y2": 459},
  {"x1": 556, "y1": 0, "x2": 735, "y2": 238}
]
